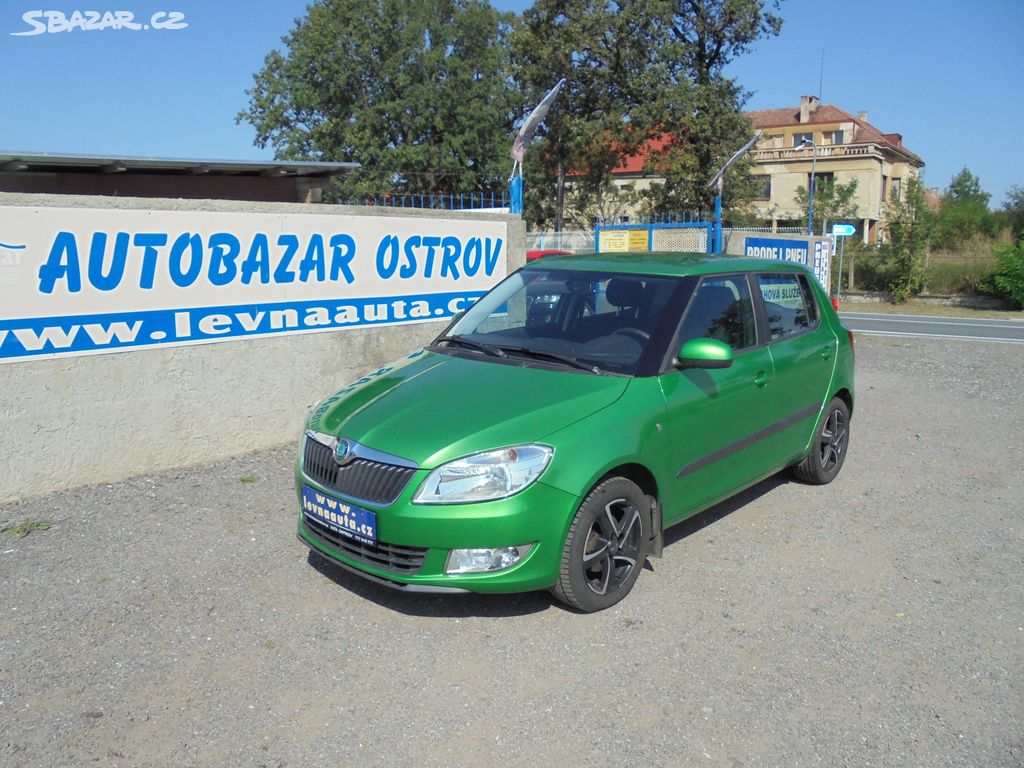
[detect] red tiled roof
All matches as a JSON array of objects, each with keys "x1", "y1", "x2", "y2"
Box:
[
  {"x1": 610, "y1": 102, "x2": 923, "y2": 174},
  {"x1": 747, "y1": 103, "x2": 923, "y2": 164},
  {"x1": 613, "y1": 132, "x2": 673, "y2": 174}
]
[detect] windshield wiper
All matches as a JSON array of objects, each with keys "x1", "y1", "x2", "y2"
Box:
[
  {"x1": 434, "y1": 335, "x2": 506, "y2": 357},
  {"x1": 497, "y1": 345, "x2": 603, "y2": 374}
]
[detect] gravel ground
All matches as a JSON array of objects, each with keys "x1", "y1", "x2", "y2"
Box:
[{"x1": 1, "y1": 334, "x2": 1022, "y2": 768}]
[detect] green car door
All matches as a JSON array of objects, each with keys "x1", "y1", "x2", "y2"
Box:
[
  {"x1": 658, "y1": 274, "x2": 779, "y2": 523},
  {"x1": 756, "y1": 272, "x2": 839, "y2": 461}
]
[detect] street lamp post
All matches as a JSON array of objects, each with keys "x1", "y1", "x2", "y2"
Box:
[
  {"x1": 509, "y1": 79, "x2": 565, "y2": 217},
  {"x1": 798, "y1": 138, "x2": 817, "y2": 235},
  {"x1": 706, "y1": 131, "x2": 761, "y2": 253}
]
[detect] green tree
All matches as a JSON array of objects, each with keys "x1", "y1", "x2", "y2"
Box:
[
  {"x1": 945, "y1": 167, "x2": 990, "y2": 206},
  {"x1": 511, "y1": 0, "x2": 659, "y2": 229},
  {"x1": 930, "y1": 167, "x2": 998, "y2": 249},
  {"x1": 1001, "y1": 185, "x2": 1024, "y2": 241},
  {"x1": 638, "y1": 0, "x2": 782, "y2": 216},
  {"x1": 237, "y1": 0, "x2": 515, "y2": 199},
  {"x1": 794, "y1": 177, "x2": 860, "y2": 236},
  {"x1": 511, "y1": 0, "x2": 781, "y2": 227},
  {"x1": 989, "y1": 238, "x2": 1024, "y2": 309},
  {"x1": 884, "y1": 176, "x2": 933, "y2": 301}
]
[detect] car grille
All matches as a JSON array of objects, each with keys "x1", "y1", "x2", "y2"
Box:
[
  {"x1": 302, "y1": 516, "x2": 427, "y2": 575},
  {"x1": 303, "y1": 437, "x2": 417, "y2": 506}
]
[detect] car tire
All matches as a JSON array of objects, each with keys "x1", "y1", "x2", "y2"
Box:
[
  {"x1": 550, "y1": 477, "x2": 649, "y2": 612},
  {"x1": 792, "y1": 396, "x2": 850, "y2": 485}
]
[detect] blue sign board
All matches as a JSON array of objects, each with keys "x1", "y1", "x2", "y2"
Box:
[
  {"x1": 744, "y1": 238, "x2": 809, "y2": 264},
  {"x1": 832, "y1": 223, "x2": 856, "y2": 237},
  {"x1": 744, "y1": 236, "x2": 830, "y2": 292}
]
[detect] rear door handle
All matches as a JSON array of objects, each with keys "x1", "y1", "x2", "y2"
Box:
[
  {"x1": 753, "y1": 371, "x2": 769, "y2": 387},
  {"x1": 821, "y1": 346, "x2": 833, "y2": 360}
]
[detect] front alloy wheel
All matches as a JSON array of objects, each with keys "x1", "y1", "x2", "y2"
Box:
[{"x1": 551, "y1": 477, "x2": 649, "y2": 612}]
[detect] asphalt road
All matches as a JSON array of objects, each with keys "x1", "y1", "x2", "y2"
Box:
[
  {"x1": 840, "y1": 311, "x2": 1024, "y2": 344},
  {"x1": 1, "y1": 334, "x2": 1022, "y2": 767}
]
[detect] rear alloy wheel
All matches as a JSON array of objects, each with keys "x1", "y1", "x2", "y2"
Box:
[
  {"x1": 793, "y1": 396, "x2": 851, "y2": 485},
  {"x1": 551, "y1": 477, "x2": 649, "y2": 612}
]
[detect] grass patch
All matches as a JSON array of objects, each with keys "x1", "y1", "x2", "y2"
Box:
[
  {"x1": 838, "y1": 300, "x2": 1024, "y2": 320},
  {"x1": 2, "y1": 519, "x2": 53, "y2": 538},
  {"x1": 239, "y1": 476, "x2": 258, "y2": 484},
  {"x1": 924, "y1": 257, "x2": 996, "y2": 295}
]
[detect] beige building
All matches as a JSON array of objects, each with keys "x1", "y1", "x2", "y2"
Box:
[
  {"x1": 746, "y1": 96, "x2": 924, "y2": 242},
  {"x1": 559, "y1": 95, "x2": 924, "y2": 240}
]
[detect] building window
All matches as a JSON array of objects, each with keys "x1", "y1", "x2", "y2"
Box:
[
  {"x1": 891, "y1": 178, "x2": 902, "y2": 202},
  {"x1": 793, "y1": 132, "x2": 813, "y2": 148},
  {"x1": 827, "y1": 130, "x2": 844, "y2": 145},
  {"x1": 809, "y1": 171, "x2": 834, "y2": 193},
  {"x1": 753, "y1": 175, "x2": 771, "y2": 200}
]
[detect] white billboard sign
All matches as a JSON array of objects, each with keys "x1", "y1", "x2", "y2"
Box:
[{"x1": 0, "y1": 207, "x2": 508, "y2": 363}]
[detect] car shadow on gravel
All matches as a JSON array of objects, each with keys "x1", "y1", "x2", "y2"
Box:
[
  {"x1": 305, "y1": 472, "x2": 795, "y2": 617},
  {"x1": 657, "y1": 471, "x2": 792, "y2": 554},
  {"x1": 307, "y1": 550, "x2": 555, "y2": 618}
]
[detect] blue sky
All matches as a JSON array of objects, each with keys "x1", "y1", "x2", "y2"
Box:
[{"x1": 2, "y1": 0, "x2": 1021, "y2": 204}]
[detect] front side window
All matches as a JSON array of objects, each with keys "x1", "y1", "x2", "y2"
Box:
[
  {"x1": 757, "y1": 274, "x2": 817, "y2": 340},
  {"x1": 677, "y1": 276, "x2": 756, "y2": 350}
]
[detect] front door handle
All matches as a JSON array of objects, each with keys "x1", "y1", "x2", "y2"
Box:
[{"x1": 753, "y1": 370, "x2": 769, "y2": 388}]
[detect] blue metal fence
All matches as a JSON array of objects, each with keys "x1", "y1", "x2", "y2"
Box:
[
  {"x1": 337, "y1": 191, "x2": 509, "y2": 210},
  {"x1": 594, "y1": 220, "x2": 714, "y2": 254},
  {"x1": 595, "y1": 212, "x2": 707, "y2": 226}
]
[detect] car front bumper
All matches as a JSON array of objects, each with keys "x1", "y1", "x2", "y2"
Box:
[{"x1": 294, "y1": 456, "x2": 580, "y2": 595}]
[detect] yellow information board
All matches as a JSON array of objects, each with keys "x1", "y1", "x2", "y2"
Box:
[
  {"x1": 600, "y1": 229, "x2": 649, "y2": 253},
  {"x1": 628, "y1": 229, "x2": 648, "y2": 251},
  {"x1": 599, "y1": 230, "x2": 628, "y2": 252}
]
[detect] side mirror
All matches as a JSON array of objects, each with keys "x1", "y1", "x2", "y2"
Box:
[{"x1": 675, "y1": 338, "x2": 734, "y2": 369}]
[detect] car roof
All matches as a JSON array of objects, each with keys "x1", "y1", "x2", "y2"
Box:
[{"x1": 525, "y1": 251, "x2": 814, "y2": 278}]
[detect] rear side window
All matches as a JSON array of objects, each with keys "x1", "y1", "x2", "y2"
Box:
[
  {"x1": 757, "y1": 274, "x2": 818, "y2": 340},
  {"x1": 678, "y1": 275, "x2": 757, "y2": 350}
]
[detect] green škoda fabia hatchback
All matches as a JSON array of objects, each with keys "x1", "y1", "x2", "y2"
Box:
[{"x1": 296, "y1": 252, "x2": 854, "y2": 611}]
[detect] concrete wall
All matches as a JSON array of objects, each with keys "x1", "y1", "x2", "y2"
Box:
[{"x1": 0, "y1": 193, "x2": 525, "y2": 502}]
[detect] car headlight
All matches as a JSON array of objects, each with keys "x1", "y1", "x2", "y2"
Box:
[{"x1": 412, "y1": 445, "x2": 553, "y2": 504}]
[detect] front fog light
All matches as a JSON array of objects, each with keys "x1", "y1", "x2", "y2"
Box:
[{"x1": 445, "y1": 544, "x2": 534, "y2": 574}]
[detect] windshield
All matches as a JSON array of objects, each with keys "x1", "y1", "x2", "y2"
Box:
[{"x1": 438, "y1": 268, "x2": 681, "y2": 375}]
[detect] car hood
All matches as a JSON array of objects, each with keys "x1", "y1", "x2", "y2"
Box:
[{"x1": 310, "y1": 349, "x2": 629, "y2": 468}]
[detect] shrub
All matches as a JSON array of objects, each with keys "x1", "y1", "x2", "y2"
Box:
[
  {"x1": 989, "y1": 240, "x2": 1024, "y2": 309},
  {"x1": 846, "y1": 243, "x2": 895, "y2": 292}
]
